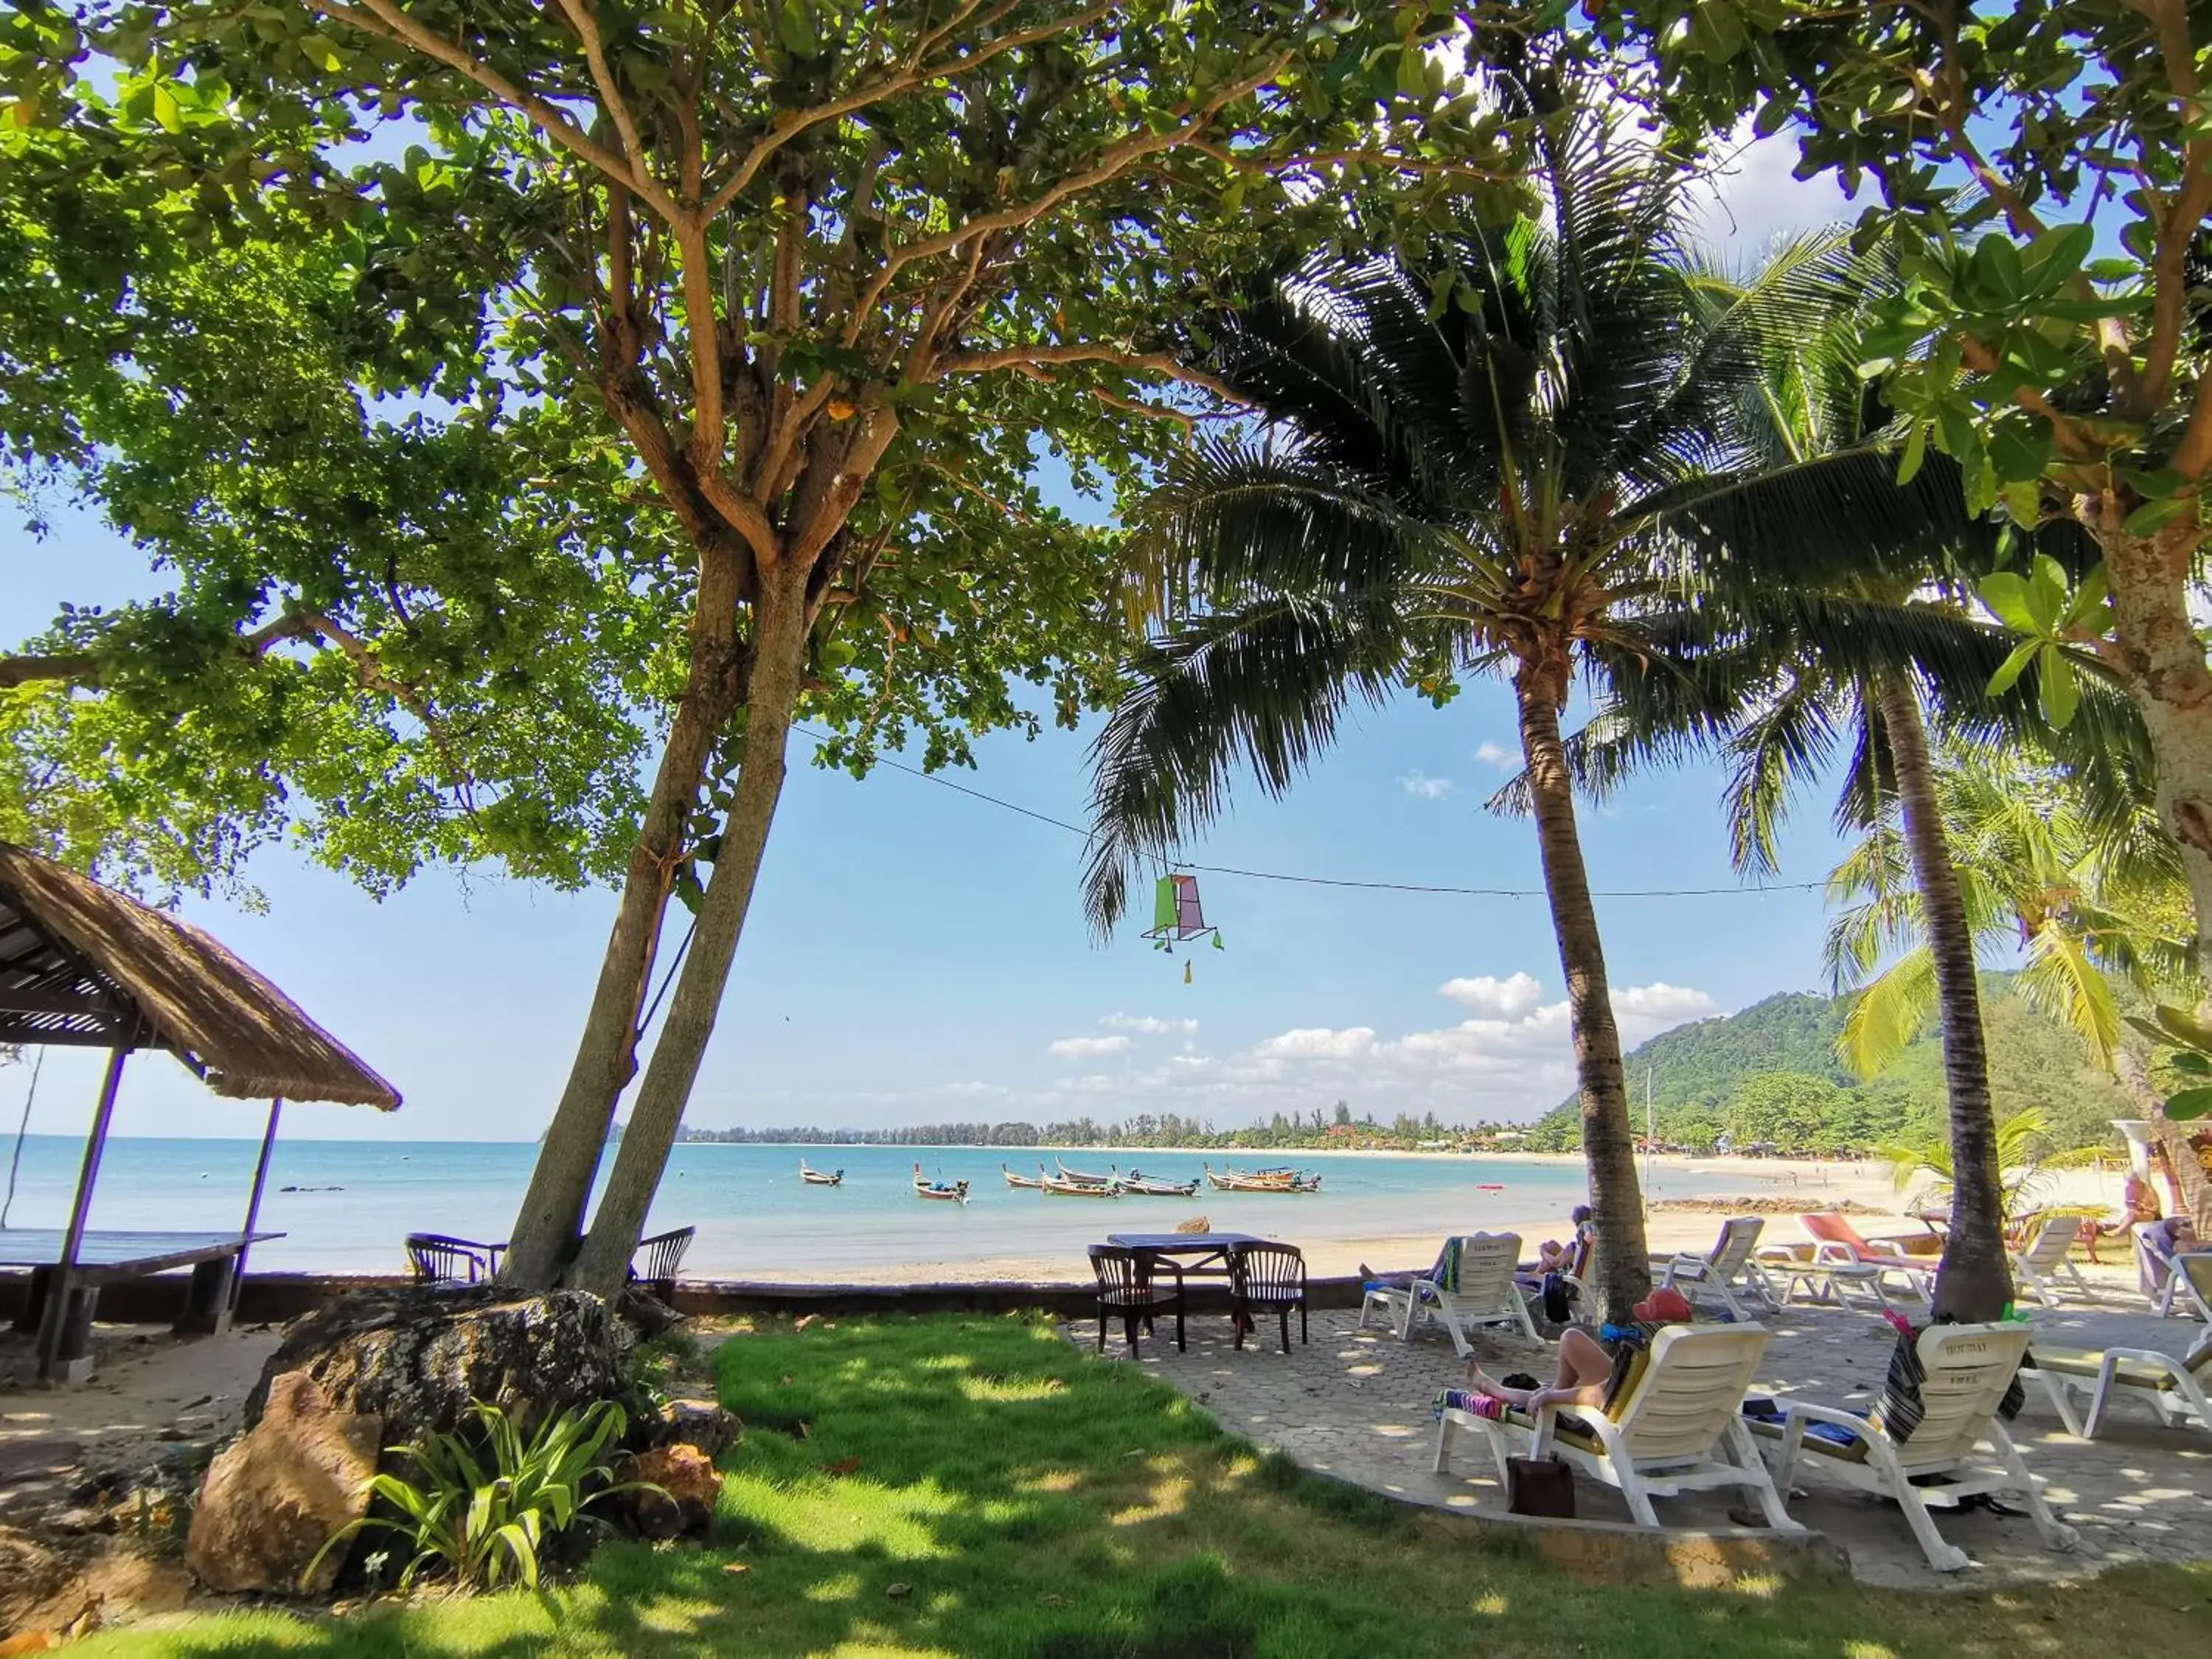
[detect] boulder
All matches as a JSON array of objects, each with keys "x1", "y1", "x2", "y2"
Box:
[
  {"x1": 613, "y1": 1444, "x2": 720, "y2": 1540},
  {"x1": 186, "y1": 1371, "x2": 380, "y2": 1595},
  {"x1": 643, "y1": 1399, "x2": 741, "y2": 1460},
  {"x1": 245, "y1": 1286, "x2": 632, "y2": 1447},
  {"x1": 0, "y1": 1526, "x2": 77, "y2": 1638}
]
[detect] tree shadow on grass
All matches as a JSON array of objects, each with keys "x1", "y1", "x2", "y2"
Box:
[{"x1": 67, "y1": 1316, "x2": 2212, "y2": 1658}]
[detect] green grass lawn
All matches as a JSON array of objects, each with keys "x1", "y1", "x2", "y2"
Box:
[{"x1": 74, "y1": 1314, "x2": 2212, "y2": 1658}]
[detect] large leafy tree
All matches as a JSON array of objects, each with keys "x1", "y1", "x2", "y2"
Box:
[
  {"x1": 1080, "y1": 97, "x2": 1967, "y2": 1315},
  {"x1": 1590, "y1": 0, "x2": 2212, "y2": 977},
  {"x1": 3, "y1": 1, "x2": 1523, "y2": 1290}
]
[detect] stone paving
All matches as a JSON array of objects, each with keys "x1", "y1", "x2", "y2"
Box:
[{"x1": 1071, "y1": 1290, "x2": 2212, "y2": 1590}]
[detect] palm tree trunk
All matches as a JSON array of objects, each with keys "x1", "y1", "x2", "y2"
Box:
[
  {"x1": 1514, "y1": 658, "x2": 1651, "y2": 1317},
  {"x1": 568, "y1": 563, "x2": 812, "y2": 1295},
  {"x1": 1877, "y1": 675, "x2": 2010, "y2": 1320}
]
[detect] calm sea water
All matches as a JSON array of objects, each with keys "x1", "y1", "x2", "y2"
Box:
[{"x1": 0, "y1": 1137, "x2": 1752, "y2": 1277}]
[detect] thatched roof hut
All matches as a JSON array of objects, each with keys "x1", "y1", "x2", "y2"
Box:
[{"x1": 0, "y1": 842, "x2": 399, "y2": 1108}]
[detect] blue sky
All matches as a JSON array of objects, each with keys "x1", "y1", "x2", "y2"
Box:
[{"x1": 1, "y1": 133, "x2": 1870, "y2": 1144}]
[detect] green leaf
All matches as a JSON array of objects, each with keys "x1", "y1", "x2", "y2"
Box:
[
  {"x1": 1895, "y1": 421, "x2": 1927, "y2": 485},
  {"x1": 151, "y1": 82, "x2": 182, "y2": 133},
  {"x1": 2162, "y1": 1085, "x2": 2212, "y2": 1121},
  {"x1": 2166, "y1": 1050, "x2": 2212, "y2": 1075},
  {"x1": 2037, "y1": 647, "x2": 2078, "y2": 727},
  {"x1": 2061, "y1": 564, "x2": 2110, "y2": 630},
  {"x1": 2019, "y1": 223, "x2": 2093, "y2": 292},
  {"x1": 1985, "y1": 638, "x2": 2039, "y2": 695},
  {"x1": 2124, "y1": 493, "x2": 2192, "y2": 535},
  {"x1": 1978, "y1": 572, "x2": 2037, "y2": 633}
]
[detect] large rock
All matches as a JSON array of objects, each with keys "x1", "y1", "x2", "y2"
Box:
[
  {"x1": 186, "y1": 1371, "x2": 381, "y2": 1595},
  {"x1": 245, "y1": 1286, "x2": 633, "y2": 1447},
  {"x1": 644, "y1": 1399, "x2": 741, "y2": 1459},
  {"x1": 613, "y1": 1444, "x2": 720, "y2": 1540}
]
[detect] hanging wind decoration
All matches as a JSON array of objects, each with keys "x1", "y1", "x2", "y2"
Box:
[{"x1": 1144, "y1": 872, "x2": 1223, "y2": 982}]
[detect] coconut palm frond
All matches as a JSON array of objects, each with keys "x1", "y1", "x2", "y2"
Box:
[
  {"x1": 2016, "y1": 925, "x2": 2125, "y2": 1068},
  {"x1": 1837, "y1": 945, "x2": 1938, "y2": 1079}
]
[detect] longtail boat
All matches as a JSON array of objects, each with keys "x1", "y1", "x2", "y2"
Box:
[
  {"x1": 911, "y1": 1163, "x2": 970, "y2": 1203},
  {"x1": 799, "y1": 1161, "x2": 844, "y2": 1186},
  {"x1": 1053, "y1": 1158, "x2": 1116, "y2": 1187},
  {"x1": 1040, "y1": 1167, "x2": 1122, "y2": 1197},
  {"x1": 1003, "y1": 1163, "x2": 1046, "y2": 1190},
  {"x1": 1205, "y1": 1164, "x2": 1322, "y2": 1193},
  {"x1": 1120, "y1": 1169, "x2": 1201, "y2": 1197}
]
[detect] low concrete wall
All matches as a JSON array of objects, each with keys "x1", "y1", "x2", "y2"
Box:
[{"x1": 0, "y1": 1270, "x2": 1373, "y2": 1328}]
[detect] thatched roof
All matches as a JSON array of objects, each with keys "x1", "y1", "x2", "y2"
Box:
[{"x1": 0, "y1": 844, "x2": 400, "y2": 1107}]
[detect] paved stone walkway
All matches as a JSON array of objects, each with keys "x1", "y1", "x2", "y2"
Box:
[{"x1": 1071, "y1": 1293, "x2": 2212, "y2": 1590}]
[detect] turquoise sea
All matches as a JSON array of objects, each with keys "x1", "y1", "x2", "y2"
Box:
[{"x1": 0, "y1": 1137, "x2": 1756, "y2": 1278}]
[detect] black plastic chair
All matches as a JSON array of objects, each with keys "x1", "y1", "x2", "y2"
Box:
[
  {"x1": 1228, "y1": 1242, "x2": 1308, "y2": 1353},
  {"x1": 630, "y1": 1225, "x2": 696, "y2": 1299},
  {"x1": 405, "y1": 1232, "x2": 503, "y2": 1284},
  {"x1": 1088, "y1": 1245, "x2": 1185, "y2": 1357}
]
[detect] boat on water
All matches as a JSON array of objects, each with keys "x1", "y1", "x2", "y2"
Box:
[
  {"x1": 1053, "y1": 1158, "x2": 1116, "y2": 1187},
  {"x1": 1120, "y1": 1169, "x2": 1201, "y2": 1197},
  {"x1": 1040, "y1": 1167, "x2": 1122, "y2": 1197},
  {"x1": 1477, "y1": 1182, "x2": 1504, "y2": 1192},
  {"x1": 1003, "y1": 1163, "x2": 1046, "y2": 1190},
  {"x1": 911, "y1": 1163, "x2": 970, "y2": 1203},
  {"x1": 799, "y1": 1161, "x2": 844, "y2": 1186},
  {"x1": 1204, "y1": 1163, "x2": 1323, "y2": 1194}
]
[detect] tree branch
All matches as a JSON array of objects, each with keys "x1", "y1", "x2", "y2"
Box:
[
  {"x1": 841, "y1": 52, "x2": 1295, "y2": 347},
  {"x1": 0, "y1": 611, "x2": 323, "y2": 689},
  {"x1": 702, "y1": 0, "x2": 1116, "y2": 219},
  {"x1": 304, "y1": 0, "x2": 685, "y2": 223},
  {"x1": 553, "y1": 0, "x2": 653, "y2": 195},
  {"x1": 929, "y1": 342, "x2": 1251, "y2": 410},
  {"x1": 2133, "y1": 0, "x2": 2211, "y2": 417}
]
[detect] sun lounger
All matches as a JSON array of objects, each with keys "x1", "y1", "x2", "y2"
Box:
[
  {"x1": 2009, "y1": 1212, "x2": 2095, "y2": 1307},
  {"x1": 2030, "y1": 1329, "x2": 2212, "y2": 1441},
  {"x1": 1362, "y1": 1233, "x2": 1538, "y2": 1354},
  {"x1": 1659, "y1": 1217, "x2": 1777, "y2": 1320},
  {"x1": 1756, "y1": 1247, "x2": 1915, "y2": 1310},
  {"x1": 1435, "y1": 1324, "x2": 1801, "y2": 1531},
  {"x1": 1750, "y1": 1322, "x2": 2078, "y2": 1573},
  {"x1": 2135, "y1": 1224, "x2": 2212, "y2": 1321}
]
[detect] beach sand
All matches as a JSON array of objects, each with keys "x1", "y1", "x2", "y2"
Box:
[{"x1": 704, "y1": 1152, "x2": 2126, "y2": 1285}]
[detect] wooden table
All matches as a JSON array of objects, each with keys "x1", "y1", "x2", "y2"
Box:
[
  {"x1": 1, "y1": 1228, "x2": 283, "y2": 1360},
  {"x1": 1105, "y1": 1232, "x2": 1270, "y2": 1279}
]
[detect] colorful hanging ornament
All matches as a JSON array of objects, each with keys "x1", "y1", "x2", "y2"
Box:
[{"x1": 1144, "y1": 872, "x2": 1222, "y2": 981}]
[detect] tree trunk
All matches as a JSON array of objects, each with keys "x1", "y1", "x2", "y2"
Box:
[
  {"x1": 568, "y1": 564, "x2": 813, "y2": 1295},
  {"x1": 1513, "y1": 658, "x2": 1650, "y2": 1317},
  {"x1": 498, "y1": 553, "x2": 748, "y2": 1290},
  {"x1": 2095, "y1": 512, "x2": 2212, "y2": 976},
  {"x1": 1877, "y1": 675, "x2": 2010, "y2": 1321}
]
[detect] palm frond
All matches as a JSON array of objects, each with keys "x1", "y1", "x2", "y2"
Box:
[
  {"x1": 1837, "y1": 943, "x2": 1937, "y2": 1077},
  {"x1": 2016, "y1": 925, "x2": 2124, "y2": 1068}
]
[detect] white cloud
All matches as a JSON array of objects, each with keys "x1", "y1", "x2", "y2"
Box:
[
  {"x1": 1438, "y1": 972, "x2": 1544, "y2": 1019},
  {"x1": 1253, "y1": 1026, "x2": 1377, "y2": 1062},
  {"x1": 1046, "y1": 1034, "x2": 1130, "y2": 1060},
  {"x1": 1472, "y1": 741, "x2": 1516, "y2": 770},
  {"x1": 1686, "y1": 119, "x2": 1863, "y2": 259},
  {"x1": 1399, "y1": 770, "x2": 1458, "y2": 801},
  {"x1": 1102, "y1": 1012, "x2": 1199, "y2": 1036}
]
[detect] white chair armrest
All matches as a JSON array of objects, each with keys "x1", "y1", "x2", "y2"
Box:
[{"x1": 1812, "y1": 1242, "x2": 1863, "y2": 1265}]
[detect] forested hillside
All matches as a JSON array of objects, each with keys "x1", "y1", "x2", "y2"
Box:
[{"x1": 1523, "y1": 977, "x2": 2135, "y2": 1155}]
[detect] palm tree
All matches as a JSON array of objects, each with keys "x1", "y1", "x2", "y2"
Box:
[
  {"x1": 1573, "y1": 241, "x2": 2157, "y2": 1318},
  {"x1": 1829, "y1": 744, "x2": 2195, "y2": 1077},
  {"x1": 1079, "y1": 105, "x2": 1976, "y2": 1316}
]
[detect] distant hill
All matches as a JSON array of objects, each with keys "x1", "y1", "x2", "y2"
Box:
[{"x1": 1528, "y1": 977, "x2": 2134, "y2": 1152}]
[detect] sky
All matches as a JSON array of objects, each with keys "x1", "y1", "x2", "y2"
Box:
[{"x1": 1, "y1": 129, "x2": 1868, "y2": 1146}]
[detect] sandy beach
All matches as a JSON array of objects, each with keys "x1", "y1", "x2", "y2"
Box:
[{"x1": 712, "y1": 1151, "x2": 2129, "y2": 1284}]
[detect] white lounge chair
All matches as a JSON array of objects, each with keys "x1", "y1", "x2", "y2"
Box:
[
  {"x1": 2032, "y1": 1329, "x2": 2212, "y2": 1441},
  {"x1": 1363, "y1": 1233, "x2": 1538, "y2": 1354},
  {"x1": 2135, "y1": 1224, "x2": 2212, "y2": 1321},
  {"x1": 1754, "y1": 1322, "x2": 2079, "y2": 1573},
  {"x1": 1435, "y1": 1324, "x2": 1801, "y2": 1531},
  {"x1": 2009, "y1": 1213, "x2": 2094, "y2": 1307},
  {"x1": 1660, "y1": 1217, "x2": 1777, "y2": 1319},
  {"x1": 1755, "y1": 1246, "x2": 1900, "y2": 1310}
]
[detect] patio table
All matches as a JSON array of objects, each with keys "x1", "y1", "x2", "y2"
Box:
[
  {"x1": 1105, "y1": 1232, "x2": 1270, "y2": 1279},
  {"x1": 1, "y1": 1228, "x2": 282, "y2": 1355}
]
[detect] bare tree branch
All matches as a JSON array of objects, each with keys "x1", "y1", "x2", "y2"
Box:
[
  {"x1": 553, "y1": 0, "x2": 654, "y2": 195},
  {"x1": 0, "y1": 611, "x2": 326, "y2": 689},
  {"x1": 930, "y1": 342, "x2": 1251, "y2": 410}
]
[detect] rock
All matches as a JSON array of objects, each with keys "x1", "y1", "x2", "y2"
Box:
[
  {"x1": 185, "y1": 1371, "x2": 382, "y2": 1595},
  {"x1": 644, "y1": 1399, "x2": 741, "y2": 1459},
  {"x1": 0, "y1": 1526, "x2": 77, "y2": 1636},
  {"x1": 615, "y1": 1286, "x2": 682, "y2": 1338},
  {"x1": 613, "y1": 1444, "x2": 720, "y2": 1540},
  {"x1": 245, "y1": 1286, "x2": 632, "y2": 1447}
]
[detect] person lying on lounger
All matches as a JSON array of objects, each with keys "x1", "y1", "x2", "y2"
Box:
[{"x1": 1461, "y1": 1287, "x2": 1694, "y2": 1420}]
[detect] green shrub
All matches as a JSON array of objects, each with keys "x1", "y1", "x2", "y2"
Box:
[{"x1": 307, "y1": 1399, "x2": 648, "y2": 1593}]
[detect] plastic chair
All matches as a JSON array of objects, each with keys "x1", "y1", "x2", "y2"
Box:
[
  {"x1": 1228, "y1": 1242, "x2": 1307, "y2": 1353},
  {"x1": 1088, "y1": 1245, "x2": 1185, "y2": 1357},
  {"x1": 404, "y1": 1232, "x2": 502, "y2": 1284}
]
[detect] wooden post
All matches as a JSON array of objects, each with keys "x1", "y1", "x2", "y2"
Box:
[
  {"x1": 38, "y1": 1046, "x2": 128, "y2": 1382},
  {"x1": 229, "y1": 1096, "x2": 282, "y2": 1315}
]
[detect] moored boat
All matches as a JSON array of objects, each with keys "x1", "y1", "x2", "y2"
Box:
[
  {"x1": 1040, "y1": 1167, "x2": 1122, "y2": 1197},
  {"x1": 799, "y1": 1161, "x2": 844, "y2": 1186},
  {"x1": 1003, "y1": 1163, "x2": 1046, "y2": 1190},
  {"x1": 1053, "y1": 1158, "x2": 1116, "y2": 1187},
  {"x1": 1204, "y1": 1163, "x2": 1321, "y2": 1193},
  {"x1": 911, "y1": 1163, "x2": 970, "y2": 1203},
  {"x1": 1120, "y1": 1169, "x2": 1201, "y2": 1197}
]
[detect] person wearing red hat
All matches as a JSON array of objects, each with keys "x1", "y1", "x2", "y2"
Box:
[{"x1": 1465, "y1": 1287, "x2": 1694, "y2": 1418}]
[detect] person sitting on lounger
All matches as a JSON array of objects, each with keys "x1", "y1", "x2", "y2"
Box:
[
  {"x1": 1461, "y1": 1286, "x2": 1694, "y2": 1419},
  {"x1": 1360, "y1": 1206, "x2": 1593, "y2": 1291}
]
